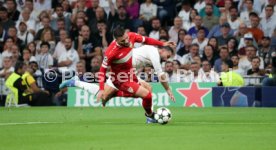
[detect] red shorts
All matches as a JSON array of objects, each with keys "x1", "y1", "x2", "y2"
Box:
[{"x1": 113, "y1": 75, "x2": 140, "y2": 96}]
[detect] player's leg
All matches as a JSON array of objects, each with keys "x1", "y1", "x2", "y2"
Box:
[
  {"x1": 75, "y1": 81, "x2": 100, "y2": 94},
  {"x1": 101, "y1": 84, "x2": 118, "y2": 107},
  {"x1": 134, "y1": 85, "x2": 153, "y2": 116},
  {"x1": 59, "y1": 76, "x2": 99, "y2": 95},
  {"x1": 120, "y1": 82, "x2": 154, "y2": 117},
  {"x1": 130, "y1": 83, "x2": 156, "y2": 123},
  {"x1": 102, "y1": 79, "x2": 152, "y2": 104},
  {"x1": 139, "y1": 79, "x2": 152, "y2": 93}
]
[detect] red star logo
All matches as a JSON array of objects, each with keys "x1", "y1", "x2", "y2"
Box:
[{"x1": 177, "y1": 82, "x2": 210, "y2": 107}]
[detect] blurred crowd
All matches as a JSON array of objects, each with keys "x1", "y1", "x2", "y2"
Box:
[{"x1": 0, "y1": 0, "x2": 276, "y2": 106}]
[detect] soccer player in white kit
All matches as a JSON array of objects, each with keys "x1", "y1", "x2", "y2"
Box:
[{"x1": 59, "y1": 45, "x2": 176, "y2": 105}]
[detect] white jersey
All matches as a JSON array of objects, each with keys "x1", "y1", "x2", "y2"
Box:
[{"x1": 132, "y1": 45, "x2": 164, "y2": 76}]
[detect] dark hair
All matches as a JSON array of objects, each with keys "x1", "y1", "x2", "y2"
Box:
[
  {"x1": 25, "y1": 0, "x2": 33, "y2": 3},
  {"x1": 231, "y1": 54, "x2": 239, "y2": 59},
  {"x1": 173, "y1": 59, "x2": 181, "y2": 66},
  {"x1": 138, "y1": 25, "x2": 145, "y2": 29},
  {"x1": 197, "y1": 27, "x2": 206, "y2": 34},
  {"x1": 6, "y1": 0, "x2": 17, "y2": 7},
  {"x1": 208, "y1": 37, "x2": 219, "y2": 51},
  {"x1": 162, "y1": 46, "x2": 174, "y2": 54},
  {"x1": 202, "y1": 45, "x2": 215, "y2": 59},
  {"x1": 219, "y1": 46, "x2": 229, "y2": 52},
  {"x1": 0, "y1": 6, "x2": 7, "y2": 12},
  {"x1": 251, "y1": 56, "x2": 261, "y2": 62},
  {"x1": 190, "y1": 43, "x2": 199, "y2": 49},
  {"x1": 177, "y1": 28, "x2": 187, "y2": 43},
  {"x1": 159, "y1": 27, "x2": 169, "y2": 40},
  {"x1": 262, "y1": 36, "x2": 271, "y2": 40},
  {"x1": 113, "y1": 27, "x2": 125, "y2": 39},
  {"x1": 246, "y1": 45, "x2": 257, "y2": 51},
  {"x1": 249, "y1": 12, "x2": 258, "y2": 18},
  {"x1": 159, "y1": 36, "x2": 169, "y2": 41},
  {"x1": 23, "y1": 48, "x2": 31, "y2": 53},
  {"x1": 40, "y1": 41, "x2": 50, "y2": 48},
  {"x1": 189, "y1": 8, "x2": 198, "y2": 22},
  {"x1": 201, "y1": 60, "x2": 211, "y2": 67},
  {"x1": 150, "y1": 17, "x2": 160, "y2": 23},
  {"x1": 227, "y1": 37, "x2": 238, "y2": 50},
  {"x1": 181, "y1": 1, "x2": 191, "y2": 6},
  {"x1": 246, "y1": 0, "x2": 254, "y2": 3},
  {"x1": 222, "y1": 60, "x2": 233, "y2": 68},
  {"x1": 55, "y1": 4, "x2": 63, "y2": 10},
  {"x1": 144, "y1": 64, "x2": 154, "y2": 68},
  {"x1": 165, "y1": 60, "x2": 173, "y2": 65},
  {"x1": 4, "y1": 37, "x2": 14, "y2": 43},
  {"x1": 266, "y1": 5, "x2": 274, "y2": 11},
  {"x1": 57, "y1": 18, "x2": 65, "y2": 23},
  {"x1": 229, "y1": 6, "x2": 238, "y2": 11},
  {"x1": 205, "y1": 3, "x2": 213, "y2": 9},
  {"x1": 191, "y1": 61, "x2": 199, "y2": 65},
  {"x1": 97, "y1": 19, "x2": 107, "y2": 24},
  {"x1": 14, "y1": 61, "x2": 25, "y2": 73},
  {"x1": 8, "y1": 26, "x2": 17, "y2": 32}
]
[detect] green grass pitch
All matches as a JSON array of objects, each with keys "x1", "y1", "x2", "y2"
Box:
[{"x1": 1, "y1": 107, "x2": 276, "y2": 150}]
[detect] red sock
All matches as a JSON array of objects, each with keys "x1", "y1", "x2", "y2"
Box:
[{"x1": 142, "y1": 92, "x2": 153, "y2": 115}]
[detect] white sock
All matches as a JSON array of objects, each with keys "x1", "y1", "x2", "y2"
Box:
[{"x1": 74, "y1": 81, "x2": 99, "y2": 95}]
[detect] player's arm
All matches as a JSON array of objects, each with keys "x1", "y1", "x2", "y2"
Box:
[
  {"x1": 149, "y1": 48, "x2": 175, "y2": 102},
  {"x1": 158, "y1": 73, "x2": 175, "y2": 102},
  {"x1": 132, "y1": 32, "x2": 175, "y2": 47},
  {"x1": 97, "y1": 54, "x2": 111, "y2": 102}
]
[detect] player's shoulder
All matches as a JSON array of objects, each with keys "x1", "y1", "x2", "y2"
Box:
[{"x1": 104, "y1": 41, "x2": 117, "y2": 57}]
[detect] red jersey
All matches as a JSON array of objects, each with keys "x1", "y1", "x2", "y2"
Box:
[{"x1": 99, "y1": 32, "x2": 164, "y2": 90}]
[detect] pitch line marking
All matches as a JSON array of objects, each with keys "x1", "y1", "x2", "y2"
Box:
[
  {"x1": 0, "y1": 121, "x2": 63, "y2": 126},
  {"x1": 179, "y1": 121, "x2": 276, "y2": 125}
]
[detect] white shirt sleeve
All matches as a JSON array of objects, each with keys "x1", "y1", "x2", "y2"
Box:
[{"x1": 147, "y1": 46, "x2": 164, "y2": 76}]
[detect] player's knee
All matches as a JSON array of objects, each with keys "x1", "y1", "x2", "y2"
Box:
[
  {"x1": 147, "y1": 85, "x2": 152, "y2": 93},
  {"x1": 144, "y1": 92, "x2": 152, "y2": 99}
]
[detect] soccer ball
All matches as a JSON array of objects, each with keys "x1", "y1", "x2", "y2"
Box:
[{"x1": 154, "y1": 107, "x2": 172, "y2": 125}]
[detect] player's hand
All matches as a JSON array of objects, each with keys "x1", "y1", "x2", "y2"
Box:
[
  {"x1": 96, "y1": 90, "x2": 104, "y2": 103},
  {"x1": 163, "y1": 41, "x2": 176, "y2": 48},
  {"x1": 166, "y1": 89, "x2": 176, "y2": 102}
]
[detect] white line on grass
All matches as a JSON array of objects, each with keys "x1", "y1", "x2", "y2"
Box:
[
  {"x1": 179, "y1": 121, "x2": 276, "y2": 125},
  {"x1": 0, "y1": 122, "x2": 63, "y2": 126}
]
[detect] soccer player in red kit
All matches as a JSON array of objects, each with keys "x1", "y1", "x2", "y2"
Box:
[{"x1": 97, "y1": 27, "x2": 175, "y2": 123}]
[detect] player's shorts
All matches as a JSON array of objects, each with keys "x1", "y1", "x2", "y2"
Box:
[{"x1": 106, "y1": 76, "x2": 144, "y2": 96}]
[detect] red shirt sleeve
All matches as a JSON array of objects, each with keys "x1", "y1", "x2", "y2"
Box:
[
  {"x1": 130, "y1": 32, "x2": 164, "y2": 46},
  {"x1": 144, "y1": 37, "x2": 164, "y2": 46},
  {"x1": 98, "y1": 51, "x2": 112, "y2": 90},
  {"x1": 98, "y1": 65, "x2": 107, "y2": 90}
]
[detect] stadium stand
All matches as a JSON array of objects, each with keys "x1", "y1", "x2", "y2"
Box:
[{"x1": 0, "y1": 0, "x2": 275, "y2": 107}]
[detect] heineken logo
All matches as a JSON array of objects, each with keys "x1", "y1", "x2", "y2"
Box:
[
  {"x1": 67, "y1": 82, "x2": 216, "y2": 107},
  {"x1": 70, "y1": 88, "x2": 170, "y2": 107}
]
